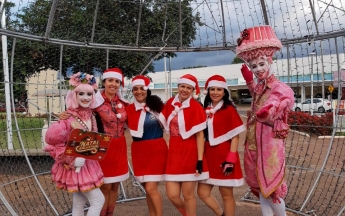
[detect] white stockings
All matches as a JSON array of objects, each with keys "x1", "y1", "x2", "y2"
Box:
[
  {"x1": 72, "y1": 188, "x2": 105, "y2": 216},
  {"x1": 259, "y1": 193, "x2": 286, "y2": 216}
]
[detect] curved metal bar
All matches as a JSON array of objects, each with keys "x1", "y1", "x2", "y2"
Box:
[
  {"x1": 9, "y1": 38, "x2": 60, "y2": 216},
  {"x1": 299, "y1": 37, "x2": 341, "y2": 211}
]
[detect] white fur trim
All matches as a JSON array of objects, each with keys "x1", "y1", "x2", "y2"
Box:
[
  {"x1": 200, "y1": 177, "x2": 245, "y2": 187},
  {"x1": 193, "y1": 94, "x2": 199, "y2": 99},
  {"x1": 116, "y1": 113, "x2": 122, "y2": 119},
  {"x1": 131, "y1": 79, "x2": 145, "y2": 87},
  {"x1": 102, "y1": 71, "x2": 122, "y2": 81},
  {"x1": 165, "y1": 172, "x2": 209, "y2": 181},
  {"x1": 93, "y1": 90, "x2": 105, "y2": 108},
  {"x1": 143, "y1": 86, "x2": 148, "y2": 90},
  {"x1": 203, "y1": 90, "x2": 208, "y2": 95},
  {"x1": 117, "y1": 103, "x2": 123, "y2": 109},
  {"x1": 129, "y1": 100, "x2": 146, "y2": 138},
  {"x1": 134, "y1": 174, "x2": 165, "y2": 183},
  {"x1": 208, "y1": 123, "x2": 246, "y2": 146},
  {"x1": 145, "y1": 107, "x2": 150, "y2": 112},
  {"x1": 208, "y1": 80, "x2": 227, "y2": 89},
  {"x1": 159, "y1": 113, "x2": 169, "y2": 134},
  {"x1": 178, "y1": 78, "x2": 196, "y2": 88},
  {"x1": 103, "y1": 172, "x2": 129, "y2": 183}
]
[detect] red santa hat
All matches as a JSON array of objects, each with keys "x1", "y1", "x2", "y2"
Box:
[
  {"x1": 236, "y1": 25, "x2": 282, "y2": 63},
  {"x1": 178, "y1": 74, "x2": 200, "y2": 99},
  {"x1": 203, "y1": 75, "x2": 227, "y2": 95},
  {"x1": 131, "y1": 75, "x2": 150, "y2": 90},
  {"x1": 102, "y1": 68, "x2": 125, "y2": 87}
]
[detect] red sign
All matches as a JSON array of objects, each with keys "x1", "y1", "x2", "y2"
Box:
[{"x1": 64, "y1": 129, "x2": 112, "y2": 161}]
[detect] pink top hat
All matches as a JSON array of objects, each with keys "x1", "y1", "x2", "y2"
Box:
[{"x1": 236, "y1": 25, "x2": 282, "y2": 63}]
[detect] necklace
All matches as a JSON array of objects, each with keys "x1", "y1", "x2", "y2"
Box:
[{"x1": 72, "y1": 115, "x2": 90, "y2": 131}]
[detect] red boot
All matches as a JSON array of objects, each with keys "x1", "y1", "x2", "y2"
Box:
[
  {"x1": 106, "y1": 204, "x2": 116, "y2": 216},
  {"x1": 100, "y1": 208, "x2": 107, "y2": 216}
]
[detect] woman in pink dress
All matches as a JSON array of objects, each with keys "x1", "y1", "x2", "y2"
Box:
[
  {"x1": 197, "y1": 75, "x2": 246, "y2": 216},
  {"x1": 45, "y1": 72, "x2": 104, "y2": 216},
  {"x1": 159, "y1": 74, "x2": 209, "y2": 216},
  {"x1": 126, "y1": 75, "x2": 168, "y2": 216},
  {"x1": 236, "y1": 25, "x2": 294, "y2": 216}
]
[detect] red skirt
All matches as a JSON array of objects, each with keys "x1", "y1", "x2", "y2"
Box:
[
  {"x1": 131, "y1": 138, "x2": 168, "y2": 182},
  {"x1": 165, "y1": 135, "x2": 209, "y2": 181},
  {"x1": 99, "y1": 136, "x2": 129, "y2": 183},
  {"x1": 200, "y1": 141, "x2": 244, "y2": 187}
]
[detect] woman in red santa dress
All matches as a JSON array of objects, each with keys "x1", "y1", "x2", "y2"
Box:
[
  {"x1": 126, "y1": 75, "x2": 168, "y2": 216},
  {"x1": 197, "y1": 75, "x2": 246, "y2": 216},
  {"x1": 59, "y1": 68, "x2": 129, "y2": 216},
  {"x1": 159, "y1": 74, "x2": 209, "y2": 216},
  {"x1": 93, "y1": 68, "x2": 130, "y2": 216}
]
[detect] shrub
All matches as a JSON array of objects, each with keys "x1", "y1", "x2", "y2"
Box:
[{"x1": 288, "y1": 111, "x2": 333, "y2": 136}]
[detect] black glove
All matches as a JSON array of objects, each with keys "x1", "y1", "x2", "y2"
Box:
[
  {"x1": 196, "y1": 160, "x2": 203, "y2": 174},
  {"x1": 221, "y1": 161, "x2": 234, "y2": 176}
]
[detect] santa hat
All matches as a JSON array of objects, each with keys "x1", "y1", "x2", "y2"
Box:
[
  {"x1": 178, "y1": 74, "x2": 200, "y2": 99},
  {"x1": 236, "y1": 25, "x2": 282, "y2": 63},
  {"x1": 131, "y1": 75, "x2": 150, "y2": 90},
  {"x1": 102, "y1": 68, "x2": 125, "y2": 87},
  {"x1": 203, "y1": 75, "x2": 227, "y2": 95}
]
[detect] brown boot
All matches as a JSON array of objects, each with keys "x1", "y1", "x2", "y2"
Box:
[
  {"x1": 106, "y1": 204, "x2": 116, "y2": 216},
  {"x1": 100, "y1": 208, "x2": 107, "y2": 216}
]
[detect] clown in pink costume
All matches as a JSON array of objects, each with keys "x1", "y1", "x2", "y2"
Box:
[
  {"x1": 45, "y1": 72, "x2": 105, "y2": 216},
  {"x1": 159, "y1": 74, "x2": 209, "y2": 216},
  {"x1": 236, "y1": 25, "x2": 294, "y2": 216},
  {"x1": 198, "y1": 75, "x2": 246, "y2": 216}
]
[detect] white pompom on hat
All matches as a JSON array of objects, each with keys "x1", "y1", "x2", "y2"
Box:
[
  {"x1": 131, "y1": 75, "x2": 151, "y2": 90},
  {"x1": 203, "y1": 75, "x2": 228, "y2": 95}
]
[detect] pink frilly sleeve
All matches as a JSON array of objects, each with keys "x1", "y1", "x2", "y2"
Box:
[
  {"x1": 44, "y1": 120, "x2": 76, "y2": 168},
  {"x1": 256, "y1": 83, "x2": 294, "y2": 139}
]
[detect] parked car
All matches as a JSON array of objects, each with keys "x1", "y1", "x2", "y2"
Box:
[
  {"x1": 293, "y1": 98, "x2": 332, "y2": 113},
  {"x1": 240, "y1": 95, "x2": 252, "y2": 104}
]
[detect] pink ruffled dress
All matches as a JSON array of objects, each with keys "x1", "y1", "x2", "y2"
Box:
[{"x1": 44, "y1": 108, "x2": 104, "y2": 192}]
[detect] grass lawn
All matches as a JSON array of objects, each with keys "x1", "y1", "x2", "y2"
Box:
[{"x1": 0, "y1": 116, "x2": 46, "y2": 149}]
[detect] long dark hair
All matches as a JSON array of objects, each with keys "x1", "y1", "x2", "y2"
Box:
[
  {"x1": 145, "y1": 89, "x2": 164, "y2": 113},
  {"x1": 203, "y1": 88, "x2": 235, "y2": 109}
]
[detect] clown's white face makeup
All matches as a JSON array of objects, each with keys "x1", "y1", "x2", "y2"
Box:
[
  {"x1": 249, "y1": 57, "x2": 270, "y2": 81},
  {"x1": 77, "y1": 91, "x2": 93, "y2": 108}
]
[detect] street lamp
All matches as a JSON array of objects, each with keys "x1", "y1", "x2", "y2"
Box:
[{"x1": 310, "y1": 52, "x2": 316, "y2": 115}]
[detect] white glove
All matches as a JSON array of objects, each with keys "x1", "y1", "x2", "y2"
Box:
[{"x1": 74, "y1": 157, "x2": 85, "y2": 168}]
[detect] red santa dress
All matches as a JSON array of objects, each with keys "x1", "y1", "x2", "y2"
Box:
[
  {"x1": 159, "y1": 95, "x2": 209, "y2": 181},
  {"x1": 126, "y1": 100, "x2": 168, "y2": 182},
  {"x1": 94, "y1": 91, "x2": 129, "y2": 183},
  {"x1": 200, "y1": 100, "x2": 246, "y2": 187}
]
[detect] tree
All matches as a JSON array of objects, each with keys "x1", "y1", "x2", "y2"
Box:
[
  {"x1": 3, "y1": 0, "x2": 201, "y2": 81},
  {"x1": 182, "y1": 65, "x2": 207, "y2": 69},
  {"x1": 231, "y1": 56, "x2": 244, "y2": 64}
]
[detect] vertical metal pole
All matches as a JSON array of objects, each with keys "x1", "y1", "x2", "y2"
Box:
[
  {"x1": 106, "y1": 49, "x2": 109, "y2": 69},
  {"x1": 259, "y1": 0, "x2": 269, "y2": 25},
  {"x1": 319, "y1": 41, "x2": 325, "y2": 99},
  {"x1": 310, "y1": 53, "x2": 315, "y2": 115},
  {"x1": 135, "y1": 0, "x2": 143, "y2": 46},
  {"x1": 90, "y1": 0, "x2": 100, "y2": 43},
  {"x1": 169, "y1": 56, "x2": 172, "y2": 98},
  {"x1": 59, "y1": 45, "x2": 63, "y2": 113},
  {"x1": 1, "y1": 0, "x2": 13, "y2": 149},
  {"x1": 164, "y1": 54, "x2": 168, "y2": 101},
  {"x1": 179, "y1": 0, "x2": 182, "y2": 48},
  {"x1": 308, "y1": 0, "x2": 320, "y2": 35},
  {"x1": 219, "y1": 0, "x2": 227, "y2": 46},
  {"x1": 287, "y1": 46, "x2": 291, "y2": 84}
]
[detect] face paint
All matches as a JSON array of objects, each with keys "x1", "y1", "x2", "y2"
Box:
[
  {"x1": 249, "y1": 57, "x2": 270, "y2": 81},
  {"x1": 77, "y1": 91, "x2": 93, "y2": 108}
]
